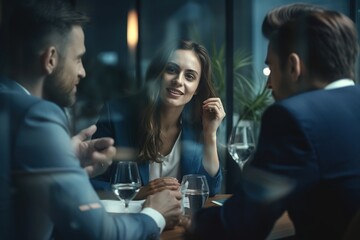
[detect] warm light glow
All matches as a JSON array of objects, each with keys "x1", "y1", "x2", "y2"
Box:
[
  {"x1": 127, "y1": 9, "x2": 138, "y2": 51},
  {"x1": 263, "y1": 67, "x2": 271, "y2": 76},
  {"x1": 97, "y1": 51, "x2": 118, "y2": 66}
]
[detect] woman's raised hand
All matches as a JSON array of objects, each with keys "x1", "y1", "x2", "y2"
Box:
[{"x1": 202, "y1": 98, "x2": 226, "y2": 137}]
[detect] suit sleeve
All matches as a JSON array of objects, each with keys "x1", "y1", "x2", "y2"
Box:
[
  {"x1": 251, "y1": 104, "x2": 319, "y2": 186},
  {"x1": 197, "y1": 161, "x2": 222, "y2": 196},
  {"x1": 181, "y1": 125, "x2": 222, "y2": 196},
  {"x1": 192, "y1": 103, "x2": 318, "y2": 239},
  {"x1": 13, "y1": 101, "x2": 160, "y2": 240}
]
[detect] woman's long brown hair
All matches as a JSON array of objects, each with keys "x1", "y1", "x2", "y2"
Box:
[{"x1": 137, "y1": 40, "x2": 217, "y2": 163}]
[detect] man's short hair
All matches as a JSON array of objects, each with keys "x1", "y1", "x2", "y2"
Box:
[
  {"x1": 270, "y1": 10, "x2": 359, "y2": 81},
  {"x1": 262, "y1": 3, "x2": 325, "y2": 39},
  {"x1": 5, "y1": 0, "x2": 89, "y2": 71}
]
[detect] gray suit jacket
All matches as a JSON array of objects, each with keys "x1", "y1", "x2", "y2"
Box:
[{"x1": 0, "y1": 77, "x2": 160, "y2": 240}]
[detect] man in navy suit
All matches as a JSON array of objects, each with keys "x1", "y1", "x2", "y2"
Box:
[
  {"x1": 1, "y1": 1, "x2": 181, "y2": 239},
  {"x1": 190, "y1": 6, "x2": 360, "y2": 240}
]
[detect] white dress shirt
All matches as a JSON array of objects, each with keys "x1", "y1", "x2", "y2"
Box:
[
  {"x1": 149, "y1": 131, "x2": 182, "y2": 181},
  {"x1": 324, "y1": 78, "x2": 355, "y2": 90},
  {"x1": 141, "y1": 208, "x2": 166, "y2": 232},
  {"x1": 14, "y1": 81, "x2": 31, "y2": 95}
]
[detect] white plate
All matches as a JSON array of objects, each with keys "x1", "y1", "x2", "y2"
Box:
[{"x1": 101, "y1": 199, "x2": 145, "y2": 213}]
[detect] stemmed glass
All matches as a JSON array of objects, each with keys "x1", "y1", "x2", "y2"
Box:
[
  {"x1": 111, "y1": 161, "x2": 141, "y2": 211},
  {"x1": 227, "y1": 120, "x2": 256, "y2": 170}
]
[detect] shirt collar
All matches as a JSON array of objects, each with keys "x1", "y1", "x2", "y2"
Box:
[
  {"x1": 14, "y1": 81, "x2": 31, "y2": 95},
  {"x1": 324, "y1": 79, "x2": 355, "y2": 90}
]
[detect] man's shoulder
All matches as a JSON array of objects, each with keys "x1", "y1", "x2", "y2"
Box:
[
  {"x1": 0, "y1": 77, "x2": 64, "y2": 115},
  {"x1": 1, "y1": 90, "x2": 60, "y2": 110},
  {"x1": 285, "y1": 85, "x2": 360, "y2": 103},
  {"x1": 276, "y1": 86, "x2": 360, "y2": 111},
  {"x1": 1, "y1": 90, "x2": 39, "y2": 112},
  {"x1": 0, "y1": 76, "x2": 25, "y2": 92},
  {"x1": 1, "y1": 91, "x2": 67, "y2": 127},
  {"x1": 263, "y1": 85, "x2": 360, "y2": 125}
]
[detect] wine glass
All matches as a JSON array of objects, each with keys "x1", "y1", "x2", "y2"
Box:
[
  {"x1": 227, "y1": 120, "x2": 256, "y2": 170},
  {"x1": 180, "y1": 174, "x2": 209, "y2": 218},
  {"x1": 111, "y1": 161, "x2": 141, "y2": 211}
]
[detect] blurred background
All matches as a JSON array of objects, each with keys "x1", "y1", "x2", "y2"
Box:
[{"x1": 0, "y1": 0, "x2": 358, "y2": 193}]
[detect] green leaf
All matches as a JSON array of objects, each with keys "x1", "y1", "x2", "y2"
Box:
[{"x1": 207, "y1": 40, "x2": 273, "y2": 121}]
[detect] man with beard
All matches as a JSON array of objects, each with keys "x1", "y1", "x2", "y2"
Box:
[
  {"x1": 0, "y1": 0, "x2": 181, "y2": 239},
  {"x1": 0, "y1": 1, "x2": 112, "y2": 178}
]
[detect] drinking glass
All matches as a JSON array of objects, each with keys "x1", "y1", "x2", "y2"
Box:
[
  {"x1": 227, "y1": 120, "x2": 256, "y2": 170},
  {"x1": 180, "y1": 174, "x2": 209, "y2": 218},
  {"x1": 111, "y1": 161, "x2": 141, "y2": 211}
]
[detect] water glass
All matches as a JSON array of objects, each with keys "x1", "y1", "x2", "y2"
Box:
[
  {"x1": 228, "y1": 120, "x2": 256, "y2": 170},
  {"x1": 111, "y1": 161, "x2": 141, "y2": 211},
  {"x1": 180, "y1": 174, "x2": 209, "y2": 217}
]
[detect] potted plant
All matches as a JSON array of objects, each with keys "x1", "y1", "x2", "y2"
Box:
[{"x1": 211, "y1": 44, "x2": 273, "y2": 140}]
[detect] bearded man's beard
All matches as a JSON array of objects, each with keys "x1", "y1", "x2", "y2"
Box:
[{"x1": 43, "y1": 66, "x2": 75, "y2": 107}]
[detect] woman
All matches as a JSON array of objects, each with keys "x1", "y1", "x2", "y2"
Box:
[{"x1": 92, "y1": 40, "x2": 225, "y2": 198}]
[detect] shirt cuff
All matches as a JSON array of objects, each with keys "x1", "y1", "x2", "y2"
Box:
[{"x1": 140, "y1": 207, "x2": 166, "y2": 233}]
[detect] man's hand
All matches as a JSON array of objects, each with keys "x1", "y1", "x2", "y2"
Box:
[
  {"x1": 72, "y1": 125, "x2": 116, "y2": 178},
  {"x1": 134, "y1": 177, "x2": 180, "y2": 200},
  {"x1": 143, "y1": 190, "x2": 182, "y2": 229}
]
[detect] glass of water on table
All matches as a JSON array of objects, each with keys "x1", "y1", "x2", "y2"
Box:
[
  {"x1": 111, "y1": 161, "x2": 141, "y2": 212},
  {"x1": 180, "y1": 174, "x2": 209, "y2": 218},
  {"x1": 227, "y1": 120, "x2": 256, "y2": 170}
]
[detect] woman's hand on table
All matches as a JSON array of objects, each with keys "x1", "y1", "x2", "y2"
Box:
[
  {"x1": 143, "y1": 189, "x2": 182, "y2": 229},
  {"x1": 179, "y1": 215, "x2": 192, "y2": 229},
  {"x1": 134, "y1": 177, "x2": 180, "y2": 200}
]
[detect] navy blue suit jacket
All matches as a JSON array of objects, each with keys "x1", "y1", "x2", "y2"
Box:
[
  {"x1": 193, "y1": 86, "x2": 360, "y2": 240},
  {"x1": 0, "y1": 78, "x2": 160, "y2": 240},
  {"x1": 92, "y1": 94, "x2": 222, "y2": 196}
]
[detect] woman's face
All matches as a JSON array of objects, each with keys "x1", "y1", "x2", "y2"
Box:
[{"x1": 160, "y1": 49, "x2": 201, "y2": 109}]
